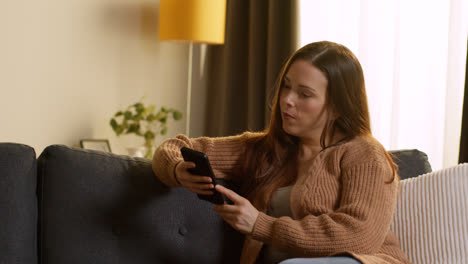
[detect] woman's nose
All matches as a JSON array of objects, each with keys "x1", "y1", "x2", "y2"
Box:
[{"x1": 283, "y1": 92, "x2": 295, "y2": 107}]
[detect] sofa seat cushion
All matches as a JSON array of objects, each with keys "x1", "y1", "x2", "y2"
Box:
[
  {"x1": 0, "y1": 143, "x2": 37, "y2": 264},
  {"x1": 37, "y1": 145, "x2": 243, "y2": 264}
]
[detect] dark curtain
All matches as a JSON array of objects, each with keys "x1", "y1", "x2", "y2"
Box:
[
  {"x1": 459, "y1": 37, "x2": 468, "y2": 163},
  {"x1": 204, "y1": 0, "x2": 299, "y2": 137}
]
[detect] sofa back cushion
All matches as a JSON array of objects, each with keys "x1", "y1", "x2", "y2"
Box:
[
  {"x1": 37, "y1": 145, "x2": 243, "y2": 264},
  {"x1": 0, "y1": 143, "x2": 37, "y2": 264},
  {"x1": 389, "y1": 149, "x2": 432, "y2": 180},
  {"x1": 391, "y1": 163, "x2": 468, "y2": 264}
]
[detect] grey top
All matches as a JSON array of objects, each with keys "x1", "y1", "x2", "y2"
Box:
[{"x1": 263, "y1": 186, "x2": 294, "y2": 264}]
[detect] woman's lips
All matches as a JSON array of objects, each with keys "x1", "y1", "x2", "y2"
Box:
[{"x1": 282, "y1": 112, "x2": 295, "y2": 120}]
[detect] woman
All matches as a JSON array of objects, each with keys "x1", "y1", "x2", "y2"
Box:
[{"x1": 152, "y1": 41, "x2": 410, "y2": 264}]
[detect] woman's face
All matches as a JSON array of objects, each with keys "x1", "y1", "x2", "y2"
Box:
[{"x1": 279, "y1": 59, "x2": 330, "y2": 141}]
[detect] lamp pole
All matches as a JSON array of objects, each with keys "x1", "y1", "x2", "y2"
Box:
[{"x1": 186, "y1": 41, "x2": 193, "y2": 137}]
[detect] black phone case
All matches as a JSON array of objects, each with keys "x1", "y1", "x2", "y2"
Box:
[{"x1": 180, "y1": 147, "x2": 233, "y2": 205}]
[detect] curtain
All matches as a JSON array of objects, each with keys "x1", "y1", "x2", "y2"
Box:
[
  {"x1": 203, "y1": 0, "x2": 299, "y2": 137},
  {"x1": 460, "y1": 38, "x2": 468, "y2": 164},
  {"x1": 299, "y1": 0, "x2": 468, "y2": 170}
]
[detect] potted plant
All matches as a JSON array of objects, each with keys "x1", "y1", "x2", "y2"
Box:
[{"x1": 110, "y1": 98, "x2": 182, "y2": 158}]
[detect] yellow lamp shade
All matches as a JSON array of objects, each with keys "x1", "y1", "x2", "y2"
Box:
[{"x1": 158, "y1": 0, "x2": 226, "y2": 44}]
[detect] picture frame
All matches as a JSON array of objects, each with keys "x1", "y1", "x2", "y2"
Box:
[{"x1": 80, "y1": 139, "x2": 112, "y2": 153}]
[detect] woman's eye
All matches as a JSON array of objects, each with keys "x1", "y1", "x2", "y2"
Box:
[
  {"x1": 283, "y1": 85, "x2": 291, "y2": 89},
  {"x1": 301, "y1": 93, "x2": 311, "y2": 98}
]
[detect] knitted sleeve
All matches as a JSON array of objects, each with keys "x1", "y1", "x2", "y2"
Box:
[
  {"x1": 151, "y1": 132, "x2": 258, "y2": 187},
  {"x1": 250, "y1": 142, "x2": 399, "y2": 256}
]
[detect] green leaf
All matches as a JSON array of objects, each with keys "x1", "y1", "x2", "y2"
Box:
[
  {"x1": 126, "y1": 123, "x2": 140, "y2": 134},
  {"x1": 114, "y1": 111, "x2": 123, "y2": 117},
  {"x1": 134, "y1": 103, "x2": 144, "y2": 114},
  {"x1": 144, "y1": 131, "x2": 155, "y2": 140},
  {"x1": 154, "y1": 112, "x2": 165, "y2": 120},
  {"x1": 173, "y1": 111, "x2": 182, "y2": 120},
  {"x1": 146, "y1": 113, "x2": 156, "y2": 121},
  {"x1": 161, "y1": 126, "x2": 168, "y2": 135},
  {"x1": 115, "y1": 126, "x2": 124, "y2": 136},
  {"x1": 110, "y1": 119, "x2": 118, "y2": 130},
  {"x1": 147, "y1": 105, "x2": 156, "y2": 115},
  {"x1": 134, "y1": 102, "x2": 143, "y2": 108},
  {"x1": 124, "y1": 111, "x2": 132, "y2": 120},
  {"x1": 134, "y1": 112, "x2": 144, "y2": 121}
]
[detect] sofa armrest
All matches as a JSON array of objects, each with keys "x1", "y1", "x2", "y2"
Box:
[{"x1": 0, "y1": 143, "x2": 37, "y2": 264}]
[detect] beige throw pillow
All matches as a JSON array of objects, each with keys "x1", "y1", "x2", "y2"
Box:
[{"x1": 391, "y1": 163, "x2": 468, "y2": 264}]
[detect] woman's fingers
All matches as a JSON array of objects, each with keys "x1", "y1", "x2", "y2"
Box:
[
  {"x1": 184, "y1": 179, "x2": 214, "y2": 195},
  {"x1": 182, "y1": 175, "x2": 213, "y2": 183},
  {"x1": 185, "y1": 181, "x2": 214, "y2": 191},
  {"x1": 213, "y1": 185, "x2": 260, "y2": 234},
  {"x1": 215, "y1": 185, "x2": 244, "y2": 204},
  {"x1": 176, "y1": 160, "x2": 196, "y2": 172},
  {"x1": 177, "y1": 162, "x2": 213, "y2": 182},
  {"x1": 174, "y1": 161, "x2": 216, "y2": 195},
  {"x1": 187, "y1": 187, "x2": 214, "y2": 195}
]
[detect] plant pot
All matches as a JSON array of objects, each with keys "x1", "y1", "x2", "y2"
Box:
[{"x1": 126, "y1": 146, "x2": 146, "y2": 158}]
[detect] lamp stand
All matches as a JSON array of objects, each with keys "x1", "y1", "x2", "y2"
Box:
[{"x1": 185, "y1": 41, "x2": 193, "y2": 137}]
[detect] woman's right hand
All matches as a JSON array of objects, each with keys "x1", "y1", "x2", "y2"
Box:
[{"x1": 175, "y1": 161, "x2": 214, "y2": 195}]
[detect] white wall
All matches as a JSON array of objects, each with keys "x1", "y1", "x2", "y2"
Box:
[{"x1": 0, "y1": 0, "x2": 205, "y2": 156}]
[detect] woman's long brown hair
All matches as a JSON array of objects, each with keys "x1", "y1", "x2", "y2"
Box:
[{"x1": 240, "y1": 41, "x2": 397, "y2": 210}]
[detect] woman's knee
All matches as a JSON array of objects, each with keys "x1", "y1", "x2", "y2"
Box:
[{"x1": 278, "y1": 256, "x2": 362, "y2": 264}]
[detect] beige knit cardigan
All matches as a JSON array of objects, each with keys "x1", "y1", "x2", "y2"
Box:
[{"x1": 152, "y1": 132, "x2": 411, "y2": 264}]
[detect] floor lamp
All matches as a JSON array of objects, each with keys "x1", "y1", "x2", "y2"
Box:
[{"x1": 158, "y1": 0, "x2": 227, "y2": 137}]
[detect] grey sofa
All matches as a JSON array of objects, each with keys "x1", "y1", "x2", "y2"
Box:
[{"x1": 0, "y1": 142, "x2": 432, "y2": 264}]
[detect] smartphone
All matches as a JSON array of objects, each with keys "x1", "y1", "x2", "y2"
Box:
[{"x1": 180, "y1": 147, "x2": 231, "y2": 204}]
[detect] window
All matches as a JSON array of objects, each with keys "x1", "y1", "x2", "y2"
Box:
[{"x1": 299, "y1": 0, "x2": 468, "y2": 170}]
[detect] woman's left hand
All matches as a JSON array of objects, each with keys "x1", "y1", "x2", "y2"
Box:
[{"x1": 213, "y1": 185, "x2": 259, "y2": 235}]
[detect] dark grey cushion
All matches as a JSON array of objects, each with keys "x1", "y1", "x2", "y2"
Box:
[
  {"x1": 389, "y1": 149, "x2": 432, "y2": 180},
  {"x1": 0, "y1": 143, "x2": 37, "y2": 264},
  {"x1": 37, "y1": 145, "x2": 243, "y2": 264}
]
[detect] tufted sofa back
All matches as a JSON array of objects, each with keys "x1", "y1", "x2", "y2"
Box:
[{"x1": 37, "y1": 145, "x2": 243, "y2": 264}]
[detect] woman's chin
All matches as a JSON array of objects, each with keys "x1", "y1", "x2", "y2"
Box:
[{"x1": 282, "y1": 125, "x2": 299, "y2": 137}]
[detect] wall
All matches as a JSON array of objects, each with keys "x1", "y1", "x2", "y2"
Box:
[{"x1": 0, "y1": 0, "x2": 205, "y2": 156}]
